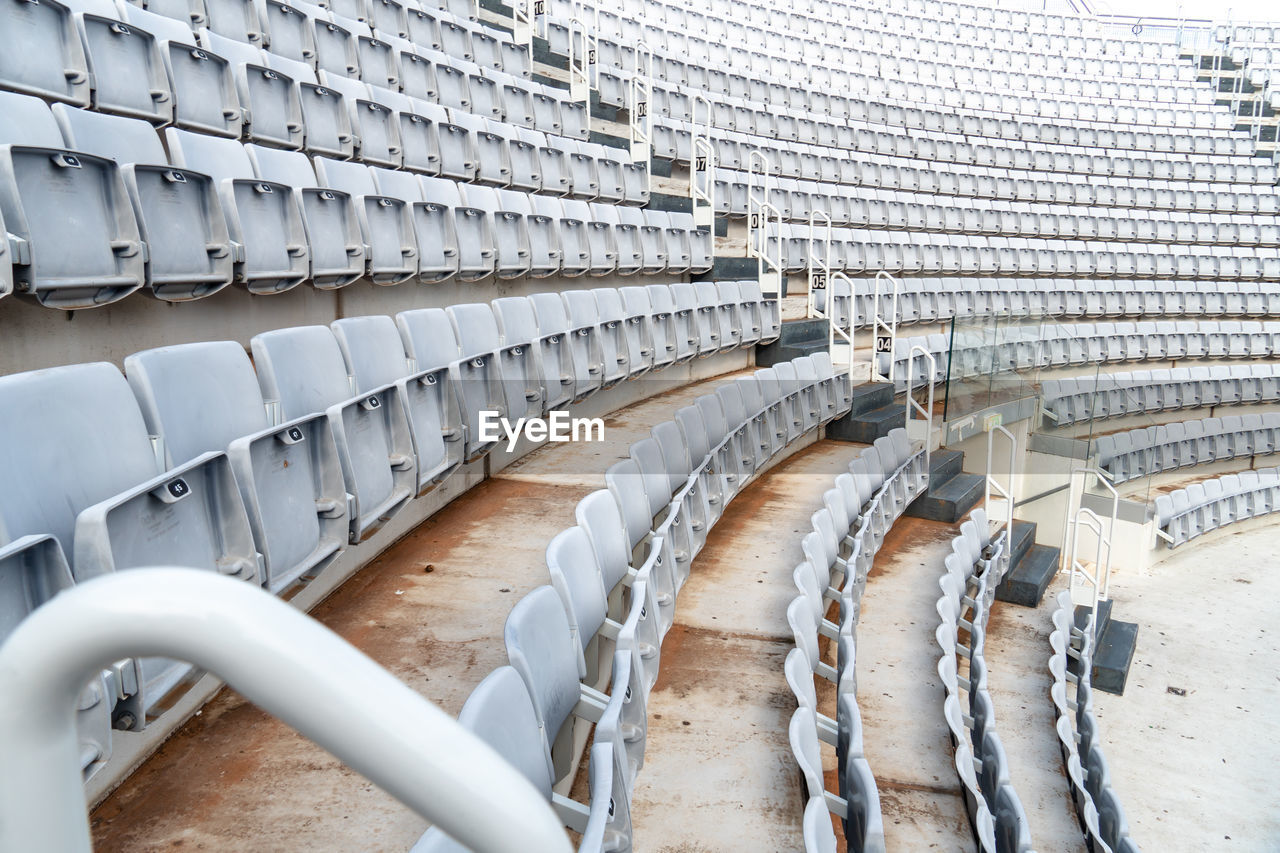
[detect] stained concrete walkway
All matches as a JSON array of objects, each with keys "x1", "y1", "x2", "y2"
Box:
[{"x1": 853, "y1": 516, "x2": 975, "y2": 851}]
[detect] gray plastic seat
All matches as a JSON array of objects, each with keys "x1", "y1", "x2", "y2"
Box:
[
  {"x1": 317, "y1": 72, "x2": 402, "y2": 168},
  {"x1": 313, "y1": 156, "x2": 419, "y2": 284},
  {"x1": 493, "y1": 295, "x2": 570, "y2": 412},
  {"x1": 393, "y1": 308, "x2": 493, "y2": 463},
  {"x1": 165, "y1": 128, "x2": 310, "y2": 294},
  {"x1": 501, "y1": 189, "x2": 560, "y2": 277},
  {"x1": 53, "y1": 104, "x2": 236, "y2": 301},
  {"x1": 504, "y1": 587, "x2": 637, "y2": 795},
  {"x1": 411, "y1": 665, "x2": 631, "y2": 853},
  {"x1": 333, "y1": 314, "x2": 462, "y2": 492},
  {"x1": 72, "y1": 1, "x2": 176, "y2": 124},
  {"x1": 203, "y1": 31, "x2": 305, "y2": 150},
  {"x1": 461, "y1": 184, "x2": 530, "y2": 279},
  {"x1": 0, "y1": 90, "x2": 145, "y2": 308},
  {"x1": 615, "y1": 286, "x2": 656, "y2": 378},
  {"x1": 0, "y1": 361, "x2": 261, "y2": 721},
  {"x1": 125, "y1": 341, "x2": 347, "y2": 593},
  {"x1": 565, "y1": 289, "x2": 627, "y2": 389},
  {"x1": 531, "y1": 291, "x2": 601, "y2": 401},
  {"x1": 0, "y1": 534, "x2": 113, "y2": 780},
  {"x1": 0, "y1": 0, "x2": 91, "y2": 106},
  {"x1": 644, "y1": 285, "x2": 679, "y2": 368},
  {"x1": 244, "y1": 143, "x2": 369, "y2": 289},
  {"x1": 418, "y1": 176, "x2": 493, "y2": 280},
  {"x1": 251, "y1": 325, "x2": 416, "y2": 542}
]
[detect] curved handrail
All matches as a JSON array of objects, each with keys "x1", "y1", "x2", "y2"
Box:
[{"x1": 0, "y1": 569, "x2": 573, "y2": 853}]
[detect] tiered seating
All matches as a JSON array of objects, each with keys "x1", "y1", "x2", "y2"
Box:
[
  {"x1": 934, "y1": 511, "x2": 1034, "y2": 852},
  {"x1": 0, "y1": 283, "x2": 777, "y2": 783},
  {"x1": 829, "y1": 278, "x2": 1280, "y2": 330},
  {"x1": 1049, "y1": 593, "x2": 1139, "y2": 852},
  {"x1": 879, "y1": 320, "x2": 1280, "y2": 393},
  {"x1": 414, "y1": 351, "x2": 854, "y2": 850},
  {"x1": 1041, "y1": 364, "x2": 1280, "y2": 427},
  {"x1": 1153, "y1": 468, "x2": 1280, "y2": 547},
  {"x1": 0, "y1": 0, "x2": 721, "y2": 309},
  {"x1": 784, "y1": 428, "x2": 928, "y2": 852},
  {"x1": 1094, "y1": 414, "x2": 1280, "y2": 484}
]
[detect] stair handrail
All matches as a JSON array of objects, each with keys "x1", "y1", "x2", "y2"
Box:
[
  {"x1": 827, "y1": 272, "x2": 858, "y2": 405},
  {"x1": 904, "y1": 344, "x2": 936, "y2": 472},
  {"x1": 628, "y1": 42, "x2": 653, "y2": 164},
  {"x1": 871, "y1": 271, "x2": 899, "y2": 385},
  {"x1": 747, "y1": 151, "x2": 782, "y2": 301},
  {"x1": 806, "y1": 208, "x2": 831, "y2": 321},
  {"x1": 690, "y1": 94, "x2": 716, "y2": 232},
  {"x1": 566, "y1": 17, "x2": 596, "y2": 104},
  {"x1": 1066, "y1": 466, "x2": 1119, "y2": 639},
  {"x1": 985, "y1": 423, "x2": 1017, "y2": 578},
  {"x1": 512, "y1": 0, "x2": 536, "y2": 46},
  {"x1": 0, "y1": 569, "x2": 573, "y2": 853}
]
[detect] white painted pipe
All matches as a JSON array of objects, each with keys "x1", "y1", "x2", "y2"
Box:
[{"x1": 0, "y1": 568, "x2": 572, "y2": 853}]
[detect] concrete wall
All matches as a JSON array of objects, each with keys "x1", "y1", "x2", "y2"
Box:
[{"x1": 0, "y1": 270, "x2": 689, "y2": 375}]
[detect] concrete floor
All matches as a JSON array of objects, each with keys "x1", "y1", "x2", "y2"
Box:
[
  {"x1": 1092, "y1": 524, "x2": 1280, "y2": 853},
  {"x1": 854, "y1": 516, "x2": 976, "y2": 852},
  {"x1": 982, "y1": 573, "x2": 1086, "y2": 853}
]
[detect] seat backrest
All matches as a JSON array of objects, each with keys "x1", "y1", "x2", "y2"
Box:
[
  {"x1": 251, "y1": 326, "x2": 355, "y2": 420},
  {"x1": 503, "y1": 585, "x2": 582, "y2": 752},
  {"x1": 332, "y1": 315, "x2": 414, "y2": 391},
  {"x1": 52, "y1": 104, "x2": 168, "y2": 167},
  {"x1": 396, "y1": 307, "x2": 462, "y2": 371},
  {"x1": 545, "y1": 525, "x2": 608, "y2": 660},
  {"x1": 456, "y1": 665, "x2": 554, "y2": 797},
  {"x1": 124, "y1": 341, "x2": 270, "y2": 467},
  {"x1": 0, "y1": 363, "x2": 158, "y2": 558}
]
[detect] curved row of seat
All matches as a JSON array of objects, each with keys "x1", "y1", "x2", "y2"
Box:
[
  {"x1": 1094, "y1": 414, "x2": 1280, "y2": 484},
  {"x1": 829, "y1": 279, "x2": 1280, "y2": 331},
  {"x1": 764, "y1": 225, "x2": 1280, "y2": 282},
  {"x1": 935, "y1": 511, "x2": 1034, "y2": 852},
  {"x1": 569, "y1": 0, "x2": 1237, "y2": 137},
  {"x1": 414, "y1": 352, "x2": 855, "y2": 850},
  {"x1": 1040, "y1": 365, "x2": 1280, "y2": 427},
  {"x1": 786, "y1": 428, "x2": 928, "y2": 852},
  {"x1": 881, "y1": 321, "x2": 1280, "y2": 394},
  {"x1": 1153, "y1": 468, "x2": 1280, "y2": 548},
  {"x1": 0, "y1": 87, "x2": 690, "y2": 308},
  {"x1": 0, "y1": 281, "x2": 775, "y2": 786},
  {"x1": 1049, "y1": 593, "x2": 1139, "y2": 852}
]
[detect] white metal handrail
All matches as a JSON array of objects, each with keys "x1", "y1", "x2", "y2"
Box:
[
  {"x1": 628, "y1": 42, "x2": 653, "y2": 164},
  {"x1": 567, "y1": 17, "x2": 596, "y2": 103},
  {"x1": 806, "y1": 208, "x2": 831, "y2": 321},
  {"x1": 1065, "y1": 466, "x2": 1119, "y2": 638},
  {"x1": 690, "y1": 93, "x2": 715, "y2": 231},
  {"x1": 513, "y1": 0, "x2": 536, "y2": 46},
  {"x1": 826, "y1": 272, "x2": 857, "y2": 402},
  {"x1": 0, "y1": 569, "x2": 572, "y2": 853},
  {"x1": 871, "y1": 270, "x2": 899, "y2": 385},
  {"x1": 904, "y1": 345, "x2": 936, "y2": 472},
  {"x1": 746, "y1": 150, "x2": 781, "y2": 300},
  {"x1": 985, "y1": 424, "x2": 1017, "y2": 578},
  {"x1": 1067, "y1": 508, "x2": 1108, "y2": 640}
]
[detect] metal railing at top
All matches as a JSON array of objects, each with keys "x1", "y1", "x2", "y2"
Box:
[{"x1": 0, "y1": 569, "x2": 572, "y2": 853}]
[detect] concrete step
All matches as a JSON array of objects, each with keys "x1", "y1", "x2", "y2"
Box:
[
  {"x1": 826, "y1": 402, "x2": 907, "y2": 444},
  {"x1": 906, "y1": 471, "x2": 986, "y2": 524},
  {"x1": 926, "y1": 448, "x2": 965, "y2": 486},
  {"x1": 1090, "y1": 619, "x2": 1139, "y2": 695},
  {"x1": 1072, "y1": 598, "x2": 1114, "y2": 640},
  {"x1": 1009, "y1": 519, "x2": 1037, "y2": 569},
  {"x1": 995, "y1": 544, "x2": 1061, "y2": 607},
  {"x1": 755, "y1": 319, "x2": 827, "y2": 367}
]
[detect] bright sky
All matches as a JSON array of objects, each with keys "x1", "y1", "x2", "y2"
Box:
[{"x1": 1090, "y1": 0, "x2": 1279, "y2": 23}]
